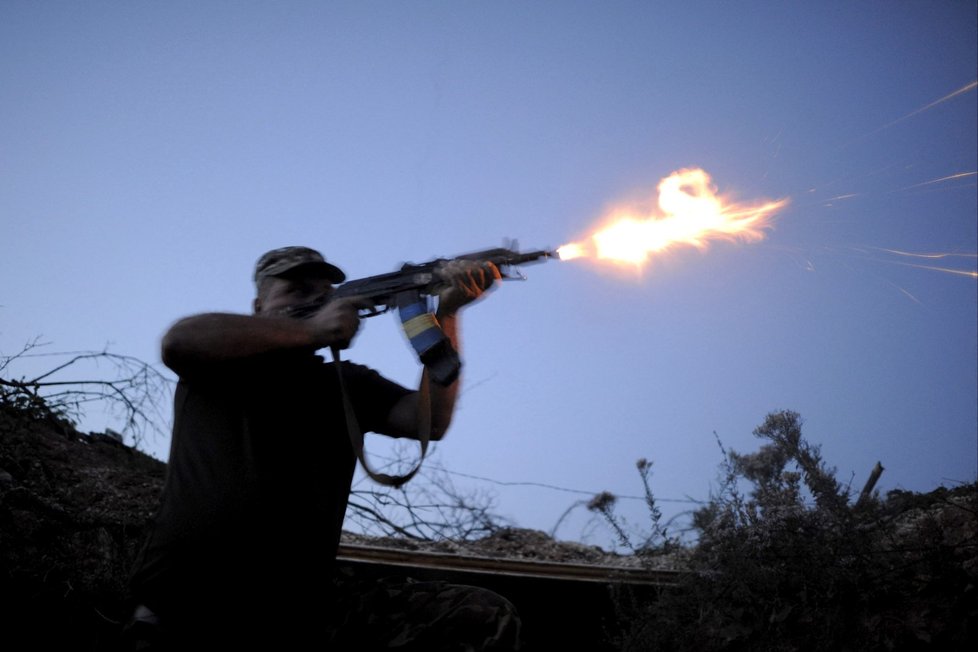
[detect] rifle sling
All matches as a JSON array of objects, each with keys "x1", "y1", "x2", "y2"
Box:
[{"x1": 330, "y1": 346, "x2": 430, "y2": 488}]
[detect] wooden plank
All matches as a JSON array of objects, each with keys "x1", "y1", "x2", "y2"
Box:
[{"x1": 336, "y1": 543, "x2": 680, "y2": 586}]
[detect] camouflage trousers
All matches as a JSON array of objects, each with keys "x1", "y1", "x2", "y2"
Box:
[
  {"x1": 324, "y1": 575, "x2": 522, "y2": 651},
  {"x1": 122, "y1": 575, "x2": 521, "y2": 651}
]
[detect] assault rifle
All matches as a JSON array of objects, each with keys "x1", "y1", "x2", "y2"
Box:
[
  {"x1": 296, "y1": 244, "x2": 556, "y2": 487},
  {"x1": 287, "y1": 244, "x2": 556, "y2": 385}
]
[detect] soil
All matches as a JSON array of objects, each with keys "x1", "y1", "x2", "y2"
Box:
[
  {"x1": 1, "y1": 399, "x2": 975, "y2": 650},
  {"x1": 0, "y1": 401, "x2": 646, "y2": 649}
]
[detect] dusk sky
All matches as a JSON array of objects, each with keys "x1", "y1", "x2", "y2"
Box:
[{"x1": 2, "y1": 2, "x2": 975, "y2": 548}]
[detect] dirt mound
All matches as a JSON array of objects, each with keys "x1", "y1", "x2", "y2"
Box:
[
  {"x1": 0, "y1": 403, "x2": 165, "y2": 649},
  {"x1": 343, "y1": 526, "x2": 634, "y2": 565},
  {"x1": 0, "y1": 399, "x2": 643, "y2": 649},
  {"x1": 2, "y1": 397, "x2": 976, "y2": 650}
]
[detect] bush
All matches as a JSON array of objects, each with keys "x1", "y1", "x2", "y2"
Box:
[{"x1": 604, "y1": 410, "x2": 977, "y2": 651}]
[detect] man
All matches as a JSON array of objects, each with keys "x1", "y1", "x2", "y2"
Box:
[{"x1": 126, "y1": 246, "x2": 520, "y2": 650}]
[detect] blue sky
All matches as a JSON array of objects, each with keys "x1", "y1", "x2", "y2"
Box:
[{"x1": 2, "y1": 1, "x2": 975, "y2": 547}]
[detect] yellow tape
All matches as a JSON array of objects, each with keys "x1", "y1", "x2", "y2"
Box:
[{"x1": 402, "y1": 313, "x2": 439, "y2": 340}]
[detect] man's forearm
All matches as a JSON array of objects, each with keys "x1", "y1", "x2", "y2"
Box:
[
  {"x1": 161, "y1": 313, "x2": 322, "y2": 375},
  {"x1": 381, "y1": 258, "x2": 498, "y2": 440},
  {"x1": 427, "y1": 311, "x2": 462, "y2": 438},
  {"x1": 383, "y1": 310, "x2": 462, "y2": 440}
]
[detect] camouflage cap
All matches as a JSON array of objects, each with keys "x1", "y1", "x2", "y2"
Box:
[{"x1": 253, "y1": 246, "x2": 346, "y2": 287}]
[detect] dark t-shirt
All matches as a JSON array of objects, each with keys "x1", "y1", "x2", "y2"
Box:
[{"x1": 129, "y1": 351, "x2": 411, "y2": 633}]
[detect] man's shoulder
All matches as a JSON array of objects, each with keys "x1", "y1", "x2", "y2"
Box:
[
  {"x1": 337, "y1": 360, "x2": 413, "y2": 401},
  {"x1": 174, "y1": 351, "x2": 325, "y2": 386},
  {"x1": 337, "y1": 360, "x2": 402, "y2": 386}
]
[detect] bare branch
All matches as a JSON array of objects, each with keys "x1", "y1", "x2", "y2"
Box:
[
  {"x1": 0, "y1": 342, "x2": 173, "y2": 449},
  {"x1": 344, "y1": 457, "x2": 506, "y2": 542}
]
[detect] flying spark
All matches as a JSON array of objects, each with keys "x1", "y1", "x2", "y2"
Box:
[
  {"x1": 902, "y1": 171, "x2": 977, "y2": 190},
  {"x1": 877, "y1": 80, "x2": 977, "y2": 132},
  {"x1": 869, "y1": 247, "x2": 978, "y2": 261},
  {"x1": 849, "y1": 247, "x2": 978, "y2": 279},
  {"x1": 844, "y1": 80, "x2": 977, "y2": 146}
]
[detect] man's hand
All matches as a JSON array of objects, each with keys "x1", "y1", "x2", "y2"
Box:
[
  {"x1": 305, "y1": 296, "x2": 374, "y2": 350},
  {"x1": 434, "y1": 260, "x2": 501, "y2": 316}
]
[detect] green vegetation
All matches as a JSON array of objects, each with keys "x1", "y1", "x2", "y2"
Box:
[
  {"x1": 2, "y1": 350, "x2": 975, "y2": 650},
  {"x1": 598, "y1": 410, "x2": 977, "y2": 651}
]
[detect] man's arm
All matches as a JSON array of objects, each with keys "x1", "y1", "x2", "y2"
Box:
[
  {"x1": 382, "y1": 260, "x2": 500, "y2": 440},
  {"x1": 161, "y1": 297, "x2": 369, "y2": 377}
]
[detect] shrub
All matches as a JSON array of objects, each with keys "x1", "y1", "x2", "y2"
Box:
[{"x1": 604, "y1": 410, "x2": 977, "y2": 651}]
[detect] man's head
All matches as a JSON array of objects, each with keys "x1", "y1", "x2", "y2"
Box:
[{"x1": 252, "y1": 246, "x2": 346, "y2": 315}]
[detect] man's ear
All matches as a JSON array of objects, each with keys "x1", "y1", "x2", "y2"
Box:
[{"x1": 253, "y1": 296, "x2": 262, "y2": 314}]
